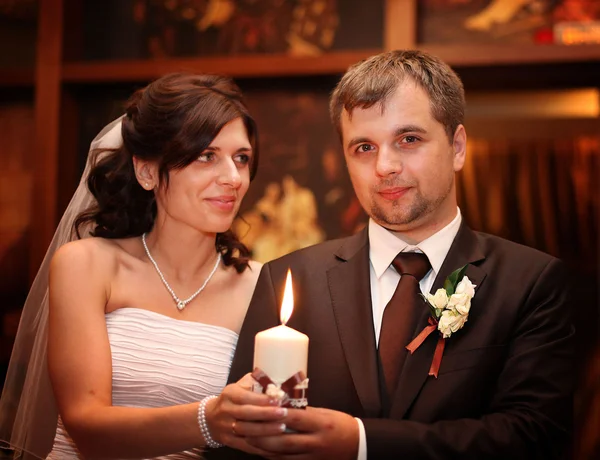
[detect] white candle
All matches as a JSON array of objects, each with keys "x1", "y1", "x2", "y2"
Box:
[{"x1": 254, "y1": 270, "x2": 309, "y2": 385}]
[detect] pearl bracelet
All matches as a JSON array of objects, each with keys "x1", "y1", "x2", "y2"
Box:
[{"x1": 197, "y1": 395, "x2": 223, "y2": 449}]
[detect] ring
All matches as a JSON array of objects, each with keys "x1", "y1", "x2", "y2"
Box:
[{"x1": 231, "y1": 421, "x2": 238, "y2": 436}]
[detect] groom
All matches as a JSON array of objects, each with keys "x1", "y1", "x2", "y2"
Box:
[{"x1": 209, "y1": 50, "x2": 574, "y2": 459}]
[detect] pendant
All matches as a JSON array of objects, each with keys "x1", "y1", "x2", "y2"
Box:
[{"x1": 177, "y1": 300, "x2": 186, "y2": 311}]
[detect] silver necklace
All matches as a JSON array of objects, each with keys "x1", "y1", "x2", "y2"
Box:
[{"x1": 142, "y1": 233, "x2": 221, "y2": 311}]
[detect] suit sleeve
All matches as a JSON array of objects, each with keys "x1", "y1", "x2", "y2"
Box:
[
  {"x1": 362, "y1": 258, "x2": 574, "y2": 460},
  {"x1": 205, "y1": 263, "x2": 280, "y2": 460}
]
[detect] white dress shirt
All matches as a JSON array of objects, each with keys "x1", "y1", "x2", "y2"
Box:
[{"x1": 355, "y1": 208, "x2": 462, "y2": 460}]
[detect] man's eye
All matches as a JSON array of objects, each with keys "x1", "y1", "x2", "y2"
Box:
[
  {"x1": 402, "y1": 136, "x2": 420, "y2": 143},
  {"x1": 356, "y1": 144, "x2": 374, "y2": 153}
]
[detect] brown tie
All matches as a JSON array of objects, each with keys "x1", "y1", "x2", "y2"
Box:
[{"x1": 379, "y1": 252, "x2": 431, "y2": 396}]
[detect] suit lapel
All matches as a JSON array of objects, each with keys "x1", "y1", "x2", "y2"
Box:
[
  {"x1": 326, "y1": 228, "x2": 381, "y2": 417},
  {"x1": 390, "y1": 222, "x2": 488, "y2": 419}
]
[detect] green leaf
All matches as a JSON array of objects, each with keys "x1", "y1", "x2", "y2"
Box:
[
  {"x1": 444, "y1": 264, "x2": 469, "y2": 296},
  {"x1": 427, "y1": 302, "x2": 439, "y2": 319},
  {"x1": 443, "y1": 279, "x2": 453, "y2": 295},
  {"x1": 421, "y1": 294, "x2": 439, "y2": 319}
]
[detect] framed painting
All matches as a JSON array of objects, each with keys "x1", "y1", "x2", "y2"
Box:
[
  {"x1": 417, "y1": 0, "x2": 600, "y2": 46},
  {"x1": 76, "y1": 0, "x2": 384, "y2": 61},
  {"x1": 384, "y1": 0, "x2": 600, "y2": 66}
]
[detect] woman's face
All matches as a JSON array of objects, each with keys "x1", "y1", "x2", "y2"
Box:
[{"x1": 154, "y1": 117, "x2": 253, "y2": 234}]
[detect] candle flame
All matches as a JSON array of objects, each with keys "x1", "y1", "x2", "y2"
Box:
[{"x1": 280, "y1": 269, "x2": 294, "y2": 325}]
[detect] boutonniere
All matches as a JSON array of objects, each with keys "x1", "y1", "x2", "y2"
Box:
[{"x1": 406, "y1": 264, "x2": 476, "y2": 378}]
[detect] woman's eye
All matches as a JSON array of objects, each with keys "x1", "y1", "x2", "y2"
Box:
[
  {"x1": 197, "y1": 152, "x2": 215, "y2": 162},
  {"x1": 235, "y1": 153, "x2": 251, "y2": 165}
]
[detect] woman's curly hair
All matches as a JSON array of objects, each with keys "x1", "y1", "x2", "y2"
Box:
[{"x1": 74, "y1": 73, "x2": 259, "y2": 273}]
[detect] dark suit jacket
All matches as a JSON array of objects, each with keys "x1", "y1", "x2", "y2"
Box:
[{"x1": 208, "y1": 223, "x2": 574, "y2": 459}]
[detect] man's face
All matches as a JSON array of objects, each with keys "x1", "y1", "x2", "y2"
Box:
[{"x1": 340, "y1": 79, "x2": 466, "y2": 236}]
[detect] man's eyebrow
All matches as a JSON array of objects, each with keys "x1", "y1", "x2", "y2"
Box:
[
  {"x1": 393, "y1": 125, "x2": 427, "y2": 137},
  {"x1": 346, "y1": 137, "x2": 371, "y2": 150}
]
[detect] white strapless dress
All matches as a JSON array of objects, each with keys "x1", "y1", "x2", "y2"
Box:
[{"x1": 47, "y1": 308, "x2": 238, "y2": 459}]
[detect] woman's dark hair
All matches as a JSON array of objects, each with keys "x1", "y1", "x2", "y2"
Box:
[{"x1": 74, "y1": 73, "x2": 259, "y2": 272}]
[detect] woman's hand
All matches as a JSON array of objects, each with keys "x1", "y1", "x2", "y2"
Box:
[{"x1": 206, "y1": 373, "x2": 287, "y2": 455}]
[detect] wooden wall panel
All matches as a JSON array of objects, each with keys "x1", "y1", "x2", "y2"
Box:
[
  {"x1": 57, "y1": 87, "x2": 80, "y2": 217},
  {"x1": 30, "y1": 0, "x2": 63, "y2": 280},
  {"x1": 385, "y1": 0, "x2": 417, "y2": 50},
  {"x1": 0, "y1": 102, "x2": 34, "y2": 307}
]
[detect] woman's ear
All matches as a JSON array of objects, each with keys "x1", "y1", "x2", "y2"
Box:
[{"x1": 132, "y1": 157, "x2": 158, "y2": 190}]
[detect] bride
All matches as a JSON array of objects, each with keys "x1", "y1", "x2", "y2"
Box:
[{"x1": 0, "y1": 73, "x2": 286, "y2": 459}]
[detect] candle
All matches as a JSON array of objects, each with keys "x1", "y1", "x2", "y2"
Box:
[{"x1": 254, "y1": 269, "x2": 309, "y2": 385}]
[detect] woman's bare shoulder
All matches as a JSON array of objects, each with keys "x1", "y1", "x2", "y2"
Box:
[
  {"x1": 247, "y1": 259, "x2": 264, "y2": 274},
  {"x1": 244, "y1": 260, "x2": 263, "y2": 287},
  {"x1": 221, "y1": 259, "x2": 263, "y2": 294},
  {"x1": 50, "y1": 237, "x2": 125, "y2": 277}
]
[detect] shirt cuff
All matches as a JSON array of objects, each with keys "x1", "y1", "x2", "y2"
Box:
[{"x1": 355, "y1": 417, "x2": 367, "y2": 460}]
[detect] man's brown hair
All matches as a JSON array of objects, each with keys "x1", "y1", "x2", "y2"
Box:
[{"x1": 330, "y1": 49, "x2": 465, "y2": 142}]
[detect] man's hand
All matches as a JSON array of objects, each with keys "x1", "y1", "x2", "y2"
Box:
[{"x1": 247, "y1": 407, "x2": 359, "y2": 460}]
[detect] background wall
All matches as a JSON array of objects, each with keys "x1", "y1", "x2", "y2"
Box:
[{"x1": 0, "y1": 1, "x2": 598, "y2": 457}]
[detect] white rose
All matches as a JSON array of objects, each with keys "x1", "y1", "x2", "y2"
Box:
[
  {"x1": 265, "y1": 384, "x2": 285, "y2": 401},
  {"x1": 425, "y1": 288, "x2": 449, "y2": 310},
  {"x1": 448, "y1": 292, "x2": 472, "y2": 316},
  {"x1": 455, "y1": 276, "x2": 476, "y2": 298},
  {"x1": 437, "y1": 310, "x2": 468, "y2": 338}
]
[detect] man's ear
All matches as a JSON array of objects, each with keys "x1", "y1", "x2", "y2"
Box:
[
  {"x1": 132, "y1": 157, "x2": 158, "y2": 190},
  {"x1": 452, "y1": 124, "x2": 467, "y2": 172}
]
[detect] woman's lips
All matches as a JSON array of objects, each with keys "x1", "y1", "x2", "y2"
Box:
[{"x1": 205, "y1": 196, "x2": 236, "y2": 211}]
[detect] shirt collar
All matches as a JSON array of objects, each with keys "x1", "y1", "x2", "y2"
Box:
[{"x1": 368, "y1": 208, "x2": 462, "y2": 279}]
